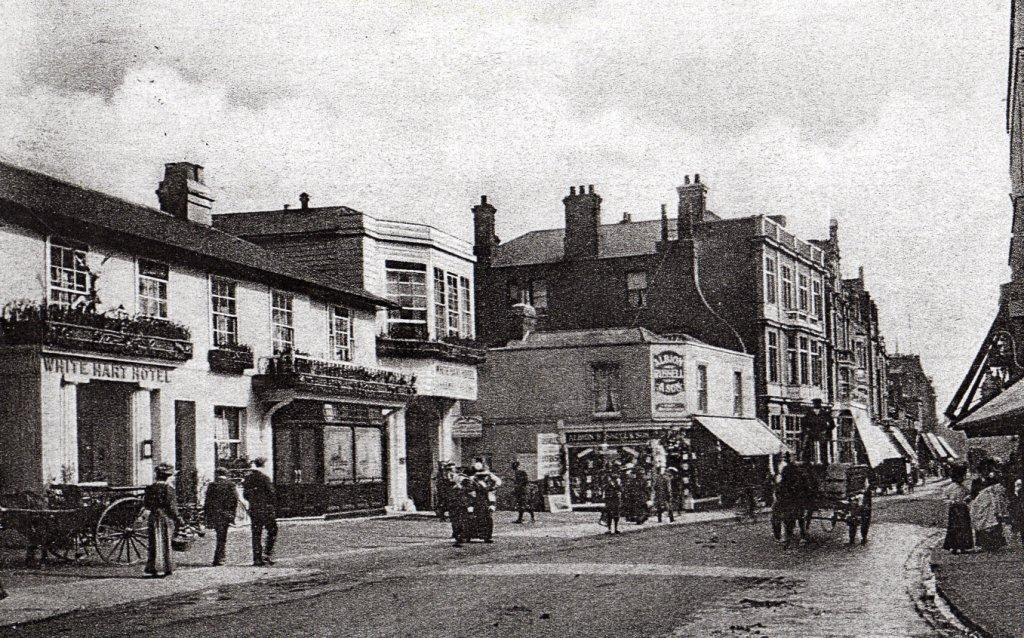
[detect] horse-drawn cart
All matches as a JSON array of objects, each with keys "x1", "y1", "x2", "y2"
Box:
[
  {"x1": 772, "y1": 462, "x2": 873, "y2": 545},
  {"x1": 0, "y1": 485, "x2": 150, "y2": 566}
]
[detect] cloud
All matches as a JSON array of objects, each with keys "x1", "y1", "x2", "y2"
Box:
[{"x1": 0, "y1": 0, "x2": 1014, "y2": 409}]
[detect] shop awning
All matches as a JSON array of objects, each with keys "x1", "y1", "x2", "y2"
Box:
[
  {"x1": 852, "y1": 415, "x2": 903, "y2": 468},
  {"x1": 888, "y1": 428, "x2": 919, "y2": 464},
  {"x1": 693, "y1": 416, "x2": 785, "y2": 456},
  {"x1": 934, "y1": 435, "x2": 960, "y2": 460},
  {"x1": 921, "y1": 434, "x2": 942, "y2": 458},
  {"x1": 955, "y1": 377, "x2": 1024, "y2": 436}
]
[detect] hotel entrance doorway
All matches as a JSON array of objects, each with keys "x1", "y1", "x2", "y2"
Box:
[{"x1": 77, "y1": 381, "x2": 134, "y2": 485}]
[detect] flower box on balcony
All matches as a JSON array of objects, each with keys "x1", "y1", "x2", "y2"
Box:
[
  {"x1": 376, "y1": 336, "x2": 486, "y2": 365},
  {"x1": 253, "y1": 353, "x2": 416, "y2": 402},
  {"x1": 208, "y1": 344, "x2": 254, "y2": 374},
  {"x1": 0, "y1": 303, "x2": 193, "y2": 363}
]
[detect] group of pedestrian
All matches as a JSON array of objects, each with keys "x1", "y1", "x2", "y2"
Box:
[
  {"x1": 141, "y1": 457, "x2": 278, "y2": 577},
  {"x1": 599, "y1": 463, "x2": 678, "y2": 535},
  {"x1": 943, "y1": 460, "x2": 1024, "y2": 554},
  {"x1": 444, "y1": 460, "x2": 503, "y2": 547}
]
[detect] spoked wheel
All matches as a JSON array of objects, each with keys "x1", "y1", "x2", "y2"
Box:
[{"x1": 95, "y1": 497, "x2": 149, "y2": 565}]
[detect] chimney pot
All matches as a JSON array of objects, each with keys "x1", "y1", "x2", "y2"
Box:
[
  {"x1": 569, "y1": 186, "x2": 576, "y2": 196},
  {"x1": 299, "y1": 192, "x2": 310, "y2": 209},
  {"x1": 579, "y1": 184, "x2": 585, "y2": 194},
  {"x1": 684, "y1": 175, "x2": 691, "y2": 185},
  {"x1": 481, "y1": 195, "x2": 487, "y2": 205},
  {"x1": 588, "y1": 184, "x2": 594, "y2": 194},
  {"x1": 694, "y1": 173, "x2": 701, "y2": 183},
  {"x1": 283, "y1": 203, "x2": 290, "y2": 210},
  {"x1": 155, "y1": 161, "x2": 215, "y2": 225}
]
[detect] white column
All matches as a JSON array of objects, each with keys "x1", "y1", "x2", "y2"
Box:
[
  {"x1": 438, "y1": 400, "x2": 459, "y2": 465},
  {"x1": 130, "y1": 387, "x2": 154, "y2": 485},
  {"x1": 58, "y1": 378, "x2": 81, "y2": 484},
  {"x1": 386, "y1": 407, "x2": 413, "y2": 512}
]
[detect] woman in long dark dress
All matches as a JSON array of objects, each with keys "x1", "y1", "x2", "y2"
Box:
[{"x1": 943, "y1": 465, "x2": 974, "y2": 554}]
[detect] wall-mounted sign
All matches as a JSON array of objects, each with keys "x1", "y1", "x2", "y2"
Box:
[
  {"x1": 536, "y1": 433, "x2": 562, "y2": 479},
  {"x1": 409, "y1": 361, "x2": 477, "y2": 400},
  {"x1": 564, "y1": 429, "x2": 668, "y2": 446},
  {"x1": 651, "y1": 346, "x2": 688, "y2": 419},
  {"x1": 43, "y1": 356, "x2": 171, "y2": 384},
  {"x1": 451, "y1": 416, "x2": 483, "y2": 438}
]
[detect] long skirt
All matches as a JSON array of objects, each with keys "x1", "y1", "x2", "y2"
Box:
[
  {"x1": 943, "y1": 503, "x2": 974, "y2": 551},
  {"x1": 975, "y1": 523, "x2": 1006, "y2": 551}
]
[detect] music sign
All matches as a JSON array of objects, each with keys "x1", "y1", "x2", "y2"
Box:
[{"x1": 651, "y1": 346, "x2": 688, "y2": 419}]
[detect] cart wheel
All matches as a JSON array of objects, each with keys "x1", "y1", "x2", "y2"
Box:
[{"x1": 95, "y1": 497, "x2": 149, "y2": 565}]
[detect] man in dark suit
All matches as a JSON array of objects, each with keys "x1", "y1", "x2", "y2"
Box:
[
  {"x1": 204, "y1": 467, "x2": 239, "y2": 566},
  {"x1": 801, "y1": 399, "x2": 835, "y2": 464},
  {"x1": 242, "y1": 457, "x2": 277, "y2": 566}
]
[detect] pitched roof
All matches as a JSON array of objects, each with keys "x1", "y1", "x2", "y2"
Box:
[
  {"x1": 503, "y1": 327, "x2": 702, "y2": 349},
  {"x1": 491, "y1": 212, "x2": 726, "y2": 267},
  {"x1": 213, "y1": 207, "x2": 362, "y2": 236},
  {"x1": 0, "y1": 162, "x2": 393, "y2": 309}
]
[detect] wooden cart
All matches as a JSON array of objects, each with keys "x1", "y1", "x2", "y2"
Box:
[
  {"x1": 772, "y1": 463, "x2": 873, "y2": 544},
  {"x1": 0, "y1": 485, "x2": 150, "y2": 566}
]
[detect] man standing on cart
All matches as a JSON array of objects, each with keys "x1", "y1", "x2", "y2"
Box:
[{"x1": 800, "y1": 399, "x2": 835, "y2": 464}]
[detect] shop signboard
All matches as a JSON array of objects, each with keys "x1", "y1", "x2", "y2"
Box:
[
  {"x1": 563, "y1": 429, "x2": 667, "y2": 446},
  {"x1": 650, "y1": 346, "x2": 687, "y2": 420},
  {"x1": 536, "y1": 433, "x2": 562, "y2": 479},
  {"x1": 42, "y1": 355, "x2": 171, "y2": 384},
  {"x1": 451, "y1": 416, "x2": 483, "y2": 438},
  {"x1": 407, "y1": 360, "x2": 477, "y2": 400}
]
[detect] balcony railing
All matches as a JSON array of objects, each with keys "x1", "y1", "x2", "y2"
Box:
[
  {"x1": 376, "y1": 335, "x2": 486, "y2": 365},
  {"x1": 0, "y1": 302, "x2": 193, "y2": 362},
  {"x1": 253, "y1": 352, "x2": 416, "y2": 402},
  {"x1": 208, "y1": 343, "x2": 254, "y2": 374}
]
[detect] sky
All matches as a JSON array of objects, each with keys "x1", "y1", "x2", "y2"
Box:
[{"x1": 0, "y1": 0, "x2": 1013, "y2": 411}]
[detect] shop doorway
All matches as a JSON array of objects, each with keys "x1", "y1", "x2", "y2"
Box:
[
  {"x1": 174, "y1": 401, "x2": 197, "y2": 502},
  {"x1": 405, "y1": 401, "x2": 439, "y2": 512},
  {"x1": 77, "y1": 381, "x2": 133, "y2": 485}
]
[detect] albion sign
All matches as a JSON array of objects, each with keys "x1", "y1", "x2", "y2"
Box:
[
  {"x1": 650, "y1": 346, "x2": 687, "y2": 419},
  {"x1": 42, "y1": 356, "x2": 171, "y2": 384}
]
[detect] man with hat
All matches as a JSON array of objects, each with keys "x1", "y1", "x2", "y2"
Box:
[
  {"x1": 143, "y1": 463, "x2": 184, "y2": 577},
  {"x1": 204, "y1": 467, "x2": 239, "y2": 566},
  {"x1": 242, "y1": 457, "x2": 278, "y2": 566},
  {"x1": 800, "y1": 399, "x2": 835, "y2": 464}
]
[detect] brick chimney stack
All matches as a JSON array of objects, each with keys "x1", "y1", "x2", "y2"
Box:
[
  {"x1": 473, "y1": 195, "x2": 498, "y2": 266},
  {"x1": 676, "y1": 174, "x2": 707, "y2": 240},
  {"x1": 156, "y1": 162, "x2": 215, "y2": 225},
  {"x1": 563, "y1": 184, "x2": 601, "y2": 260}
]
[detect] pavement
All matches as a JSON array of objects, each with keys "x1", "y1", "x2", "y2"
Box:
[{"x1": 930, "y1": 540, "x2": 1024, "y2": 638}]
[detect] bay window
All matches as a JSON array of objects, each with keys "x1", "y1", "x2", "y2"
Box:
[{"x1": 386, "y1": 261, "x2": 428, "y2": 340}]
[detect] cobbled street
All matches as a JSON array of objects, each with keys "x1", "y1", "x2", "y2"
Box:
[{"x1": 2, "y1": 486, "x2": 970, "y2": 638}]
